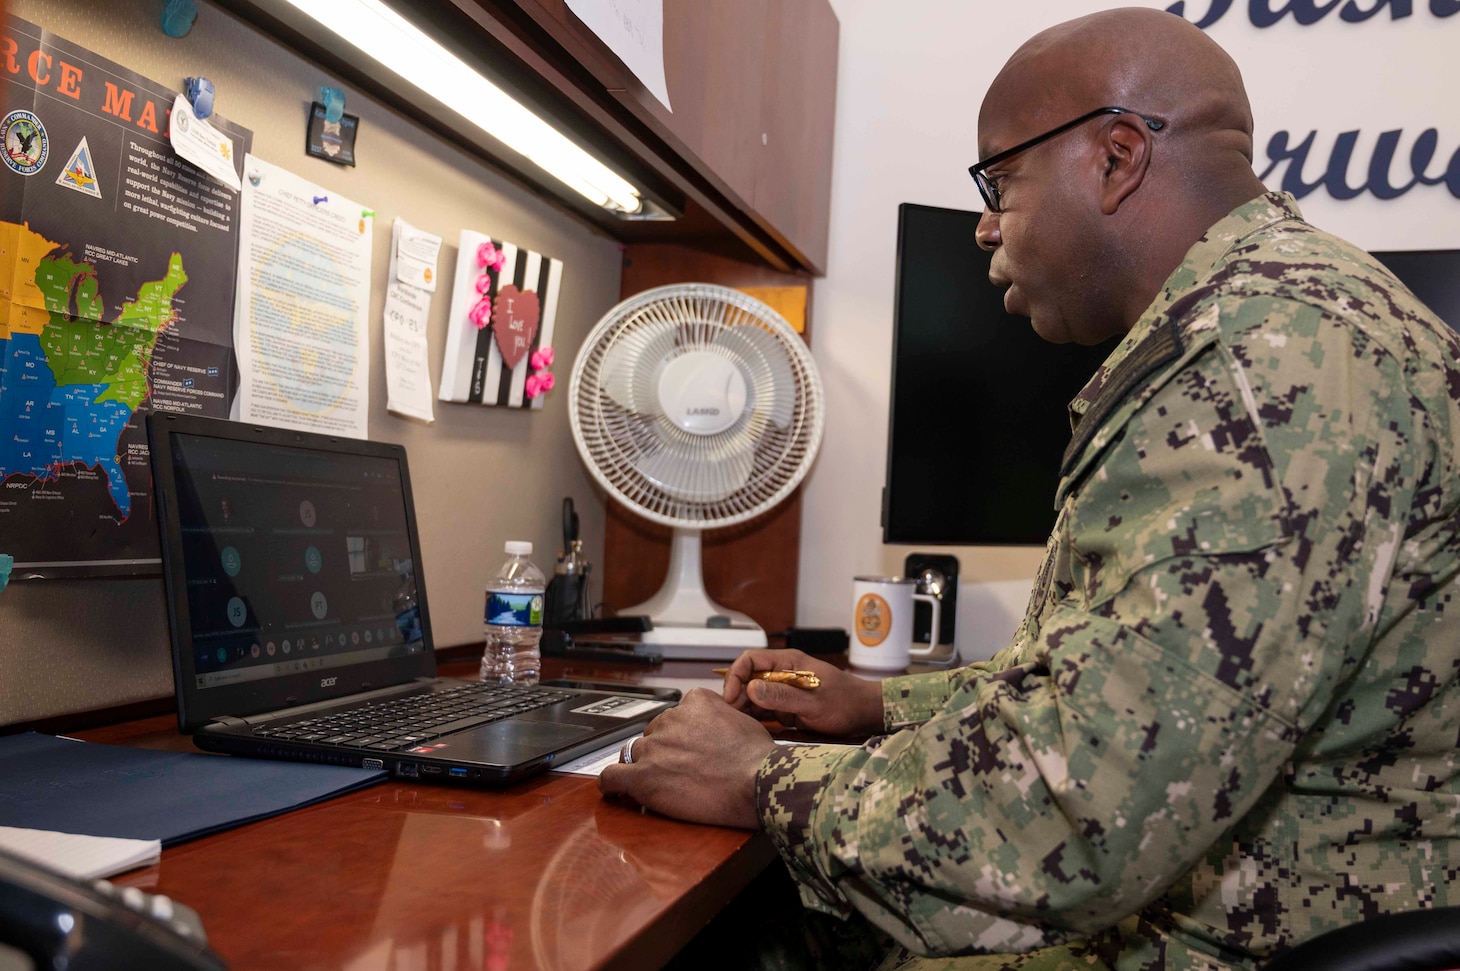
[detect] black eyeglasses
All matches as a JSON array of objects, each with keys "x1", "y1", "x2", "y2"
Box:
[{"x1": 968, "y1": 106, "x2": 1165, "y2": 213}]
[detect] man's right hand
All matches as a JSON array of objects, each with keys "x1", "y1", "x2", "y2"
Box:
[{"x1": 721, "y1": 649, "x2": 885, "y2": 738}]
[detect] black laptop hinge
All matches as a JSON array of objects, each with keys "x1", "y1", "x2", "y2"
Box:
[{"x1": 211, "y1": 715, "x2": 250, "y2": 728}]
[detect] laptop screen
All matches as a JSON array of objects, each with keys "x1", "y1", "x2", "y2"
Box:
[
  {"x1": 170, "y1": 431, "x2": 426, "y2": 689},
  {"x1": 150, "y1": 414, "x2": 436, "y2": 730}
]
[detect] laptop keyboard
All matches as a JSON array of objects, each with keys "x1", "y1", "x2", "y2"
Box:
[{"x1": 251, "y1": 682, "x2": 574, "y2": 752}]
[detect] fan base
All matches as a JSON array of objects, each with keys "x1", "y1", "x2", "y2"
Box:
[{"x1": 635, "y1": 623, "x2": 768, "y2": 660}]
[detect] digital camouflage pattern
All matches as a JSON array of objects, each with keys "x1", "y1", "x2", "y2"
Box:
[{"x1": 757, "y1": 193, "x2": 1460, "y2": 970}]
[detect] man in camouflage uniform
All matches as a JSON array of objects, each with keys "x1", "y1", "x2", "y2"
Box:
[{"x1": 601, "y1": 8, "x2": 1460, "y2": 969}]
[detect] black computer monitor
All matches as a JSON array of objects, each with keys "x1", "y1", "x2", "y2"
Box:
[
  {"x1": 881, "y1": 203, "x2": 1118, "y2": 545},
  {"x1": 1371, "y1": 250, "x2": 1460, "y2": 330},
  {"x1": 880, "y1": 205, "x2": 1460, "y2": 547}
]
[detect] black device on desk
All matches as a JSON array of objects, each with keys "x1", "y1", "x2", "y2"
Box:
[
  {"x1": 542, "y1": 616, "x2": 659, "y2": 663},
  {"x1": 544, "y1": 497, "x2": 593, "y2": 626},
  {"x1": 0, "y1": 847, "x2": 225, "y2": 971},
  {"x1": 147, "y1": 413, "x2": 674, "y2": 787}
]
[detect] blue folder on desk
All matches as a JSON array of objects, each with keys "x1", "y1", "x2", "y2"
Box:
[{"x1": 0, "y1": 733, "x2": 386, "y2": 846}]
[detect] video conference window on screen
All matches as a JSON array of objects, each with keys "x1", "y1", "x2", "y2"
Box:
[{"x1": 172, "y1": 434, "x2": 424, "y2": 691}]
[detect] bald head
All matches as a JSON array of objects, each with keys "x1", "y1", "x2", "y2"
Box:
[
  {"x1": 983, "y1": 7, "x2": 1255, "y2": 175},
  {"x1": 974, "y1": 8, "x2": 1267, "y2": 344}
]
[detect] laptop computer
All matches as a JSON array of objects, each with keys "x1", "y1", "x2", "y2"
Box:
[{"x1": 147, "y1": 412, "x2": 677, "y2": 786}]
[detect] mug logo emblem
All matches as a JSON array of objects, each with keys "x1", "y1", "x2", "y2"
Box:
[{"x1": 855, "y1": 593, "x2": 892, "y2": 647}]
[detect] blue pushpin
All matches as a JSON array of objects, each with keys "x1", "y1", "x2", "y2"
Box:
[
  {"x1": 161, "y1": 0, "x2": 198, "y2": 38},
  {"x1": 185, "y1": 76, "x2": 215, "y2": 120},
  {"x1": 320, "y1": 86, "x2": 346, "y2": 124}
]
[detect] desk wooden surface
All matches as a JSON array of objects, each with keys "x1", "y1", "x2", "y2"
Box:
[{"x1": 73, "y1": 658, "x2": 778, "y2": 971}]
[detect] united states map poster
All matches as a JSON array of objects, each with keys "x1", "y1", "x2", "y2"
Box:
[{"x1": 0, "y1": 15, "x2": 252, "y2": 575}]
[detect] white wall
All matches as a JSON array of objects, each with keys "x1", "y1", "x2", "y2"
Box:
[{"x1": 800, "y1": 0, "x2": 1460, "y2": 660}]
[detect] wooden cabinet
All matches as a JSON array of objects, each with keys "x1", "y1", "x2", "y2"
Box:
[
  {"x1": 231, "y1": 0, "x2": 836, "y2": 272},
  {"x1": 754, "y1": 0, "x2": 839, "y2": 275},
  {"x1": 494, "y1": 0, "x2": 840, "y2": 274}
]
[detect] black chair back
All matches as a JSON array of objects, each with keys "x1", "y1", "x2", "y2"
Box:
[{"x1": 1264, "y1": 907, "x2": 1460, "y2": 971}]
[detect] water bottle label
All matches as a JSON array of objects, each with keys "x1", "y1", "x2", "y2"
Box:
[{"x1": 485, "y1": 592, "x2": 543, "y2": 627}]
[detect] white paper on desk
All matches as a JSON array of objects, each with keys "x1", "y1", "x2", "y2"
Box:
[
  {"x1": 638, "y1": 676, "x2": 723, "y2": 695},
  {"x1": 565, "y1": 0, "x2": 672, "y2": 112},
  {"x1": 382, "y1": 281, "x2": 435, "y2": 423},
  {"x1": 552, "y1": 732, "x2": 852, "y2": 778},
  {"x1": 0, "y1": 826, "x2": 159, "y2": 881},
  {"x1": 233, "y1": 154, "x2": 373, "y2": 439},
  {"x1": 554, "y1": 734, "x2": 641, "y2": 777}
]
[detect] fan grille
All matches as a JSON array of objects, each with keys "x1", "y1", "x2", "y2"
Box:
[{"x1": 569, "y1": 284, "x2": 824, "y2": 529}]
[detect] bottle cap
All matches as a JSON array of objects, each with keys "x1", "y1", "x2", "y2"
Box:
[{"x1": 505, "y1": 540, "x2": 533, "y2": 555}]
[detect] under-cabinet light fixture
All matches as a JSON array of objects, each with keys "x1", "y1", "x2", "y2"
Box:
[{"x1": 278, "y1": 0, "x2": 645, "y2": 215}]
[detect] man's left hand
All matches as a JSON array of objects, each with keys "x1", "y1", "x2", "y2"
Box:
[{"x1": 599, "y1": 688, "x2": 777, "y2": 829}]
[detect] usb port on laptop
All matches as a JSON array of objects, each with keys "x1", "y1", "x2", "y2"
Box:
[{"x1": 449, "y1": 767, "x2": 468, "y2": 778}]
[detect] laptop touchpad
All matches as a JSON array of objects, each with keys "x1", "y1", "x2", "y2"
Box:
[{"x1": 470, "y1": 720, "x2": 594, "y2": 758}]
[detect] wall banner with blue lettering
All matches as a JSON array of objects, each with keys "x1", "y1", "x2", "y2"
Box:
[{"x1": 1164, "y1": 0, "x2": 1459, "y2": 249}]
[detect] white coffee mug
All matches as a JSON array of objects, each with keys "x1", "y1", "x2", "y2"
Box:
[{"x1": 849, "y1": 576, "x2": 942, "y2": 672}]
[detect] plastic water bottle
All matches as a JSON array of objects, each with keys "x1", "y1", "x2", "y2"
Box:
[{"x1": 480, "y1": 540, "x2": 546, "y2": 685}]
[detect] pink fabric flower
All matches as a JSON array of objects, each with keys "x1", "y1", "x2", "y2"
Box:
[
  {"x1": 492, "y1": 251, "x2": 506, "y2": 272},
  {"x1": 529, "y1": 346, "x2": 554, "y2": 371},
  {"x1": 539, "y1": 372, "x2": 555, "y2": 392},
  {"x1": 525, "y1": 374, "x2": 543, "y2": 399},
  {"x1": 469, "y1": 296, "x2": 492, "y2": 330},
  {"x1": 475, "y1": 274, "x2": 492, "y2": 295},
  {"x1": 476, "y1": 241, "x2": 498, "y2": 268}
]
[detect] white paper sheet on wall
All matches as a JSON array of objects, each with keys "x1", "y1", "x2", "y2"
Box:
[
  {"x1": 382, "y1": 282, "x2": 435, "y2": 423},
  {"x1": 382, "y1": 218, "x2": 439, "y2": 423},
  {"x1": 565, "y1": 0, "x2": 672, "y2": 112},
  {"x1": 233, "y1": 154, "x2": 373, "y2": 439}
]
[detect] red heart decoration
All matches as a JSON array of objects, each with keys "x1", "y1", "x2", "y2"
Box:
[{"x1": 491, "y1": 285, "x2": 541, "y2": 371}]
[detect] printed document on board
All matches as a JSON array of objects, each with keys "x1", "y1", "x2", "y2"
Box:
[{"x1": 233, "y1": 154, "x2": 373, "y2": 438}]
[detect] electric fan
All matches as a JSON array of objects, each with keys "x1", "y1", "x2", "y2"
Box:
[{"x1": 569, "y1": 283, "x2": 825, "y2": 658}]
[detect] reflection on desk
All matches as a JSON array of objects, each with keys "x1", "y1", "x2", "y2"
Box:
[{"x1": 76, "y1": 658, "x2": 778, "y2": 971}]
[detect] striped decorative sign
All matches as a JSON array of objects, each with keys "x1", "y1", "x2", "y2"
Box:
[{"x1": 439, "y1": 229, "x2": 563, "y2": 410}]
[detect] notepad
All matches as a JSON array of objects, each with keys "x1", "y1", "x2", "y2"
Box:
[{"x1": 0, "y1": 826, "x2": 160, "y2": 880}]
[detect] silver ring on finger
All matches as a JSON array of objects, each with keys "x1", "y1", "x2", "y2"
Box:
[{"x1": 620, "y1": 735, "x2": 640, "y2": 764}]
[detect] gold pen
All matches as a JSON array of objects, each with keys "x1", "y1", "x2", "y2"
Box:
[{"x1": 712, "y1": 669, "x2": 821, "y2": 690}]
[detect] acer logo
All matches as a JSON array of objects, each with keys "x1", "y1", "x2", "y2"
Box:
[
  {"x1": 686, "y1": 407, "x2": 720, "y2": 416},
  {"x1": 321, "y1": 677, "x2": 338, "y2": 688}
]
